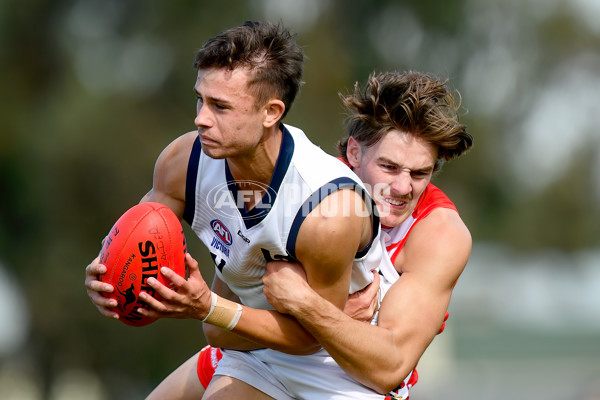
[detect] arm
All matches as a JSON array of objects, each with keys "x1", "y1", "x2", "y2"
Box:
[
  {"x1": 138, "y1": 130, "x2": 197, "y2": 216},
  {"x1": 138, "y1": 189, "x2": 371, "y2": 354},
  {"x1": 200, "y1": 274, "x2": 262, "y2": 351},
  {"x1": 84, "y1": 131, "x2": 197, "y2": 319},
  {"x1": 263, "y1": 208, "x2": 471, "y2": 393},
  {"x1": 293, "y1": 188, "x2": 373, "y2": 309},
  {"x1": 201, "y1": 272, "x2": 314, "y2": 352},
  {"x1": 203, "y1": 271, "x2": 380, "y2": 348},
  {"x1": 138, "y1": 252, "x2": 319, "y2": 354}
]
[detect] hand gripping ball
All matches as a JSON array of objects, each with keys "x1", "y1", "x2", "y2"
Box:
[{"x1": 99, "y1": 202, "x2": 187, "y2": 326}]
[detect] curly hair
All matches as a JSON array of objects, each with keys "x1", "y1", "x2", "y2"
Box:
[
  {"x1": 193, "y1": 21, "x2": 304, "y2": 119},
  {"x1": 337, "y1": 71, "x2": 473, "y2": 171}
]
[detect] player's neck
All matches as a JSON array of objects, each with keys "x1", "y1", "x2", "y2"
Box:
[
  {"x1": 226, "y1": 128, "x2": 282, "y2": 211},
  {"x1": 226, "y1": 126, "x2": 282, "y2": 185}
]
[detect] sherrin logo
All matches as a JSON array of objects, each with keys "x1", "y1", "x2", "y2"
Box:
[{"x1": 211, "y1": 219, "x2": 233, "y2": 246}]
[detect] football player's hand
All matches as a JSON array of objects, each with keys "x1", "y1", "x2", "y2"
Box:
[
  {"x1": 85, "y1": 256, "x2": 119, "y2": 319},
  {"x1": 343, "y1": 271, "x2": 380, "y2": 322},
  {"x1": 137, "y1": 253, "x2": 213, "y2": 320}
]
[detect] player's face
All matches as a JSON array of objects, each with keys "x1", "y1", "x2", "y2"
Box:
[
  {"x1": 348, "y1": 130, "x2": 437, "y2": 228},
  {"x1": 194, "y1": 67, "x2": 267, "y2": 160}
]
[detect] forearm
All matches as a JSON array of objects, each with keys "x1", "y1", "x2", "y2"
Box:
[
  {"x1": 290, "y1": 289, "x2": 420, "y2": 394},
  {"x1": 203, "y1": 322, "x2": 262, "y2": 351},
  {"x1": 203, "y1": 292, "x2": 321, "y2": 355},
  {"x1": 207, "y1": 275, "x2": 320, "y2": 354}
]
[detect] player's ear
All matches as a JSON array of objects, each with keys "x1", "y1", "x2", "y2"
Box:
[
  {"x1": 346, "y1": 137, "x2": 362, "y2": 168},
  {"x1": 263, "y1": 99, "x2": 285, "y2": 128}
]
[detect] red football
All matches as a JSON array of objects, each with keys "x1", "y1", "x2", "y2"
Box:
[{"x1": 99, "y1": 202, "x2": 187, "y2": 326}]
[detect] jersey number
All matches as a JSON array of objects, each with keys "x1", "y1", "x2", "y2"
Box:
[
  {"x1": 210, "y1": 252, "x2": 226, "y2": 272},
  {"x1": 260, "y1": 248, "x2": 295, "y2": 263},
  {"x1": 209, "y1": 248, "x2": 294, "y2": 272}
]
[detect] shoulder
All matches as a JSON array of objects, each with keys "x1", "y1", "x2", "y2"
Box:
[
  {"x1": 412, "y1": 182, "x2": 467, "y2": 247},
  {"x1": 400, "y1": 207, "x2": 471, "y2": 279},
  {"x1": 413, "y1": 183, "x2": 456, "y2": 218},
  {"x1": 412, "y1": 207, "x2": 471, "y2": 254},
  {"x1": 156, "y1": 131, "x2": 199, "y2": 169},
  {"x1": 150, "y1": 131, "x2": 198, "y2": 217}
]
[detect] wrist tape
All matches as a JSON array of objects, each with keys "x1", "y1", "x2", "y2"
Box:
[{"x1": 202, "y1": 292, "x2": 242, "y2": 331}]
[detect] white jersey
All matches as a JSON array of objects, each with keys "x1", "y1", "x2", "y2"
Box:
[
  {"x1": 183, "y1": 124, "x2": 399, "y2": 399},
  {"x1": 184, "y1": 124, "x2": 397, "y2": 310}
]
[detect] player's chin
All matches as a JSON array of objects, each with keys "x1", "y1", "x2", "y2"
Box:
[
  {"x1": 379, "y1": 212, "x2": 408, "y2": 228},
  {"x1": 376, "y1": 203, "x2": 399, "y2": 224},
  {"x1": 200, "y1": 147, "x2": 226, "y2": 159}
]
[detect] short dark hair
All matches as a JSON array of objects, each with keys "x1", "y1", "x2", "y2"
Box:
[
  {"x1": 194, "y1": 21, "x2": 304, "y2": 119},
  {"x1": 338, "y1": 71, "x2": 473, "y2": 171}
]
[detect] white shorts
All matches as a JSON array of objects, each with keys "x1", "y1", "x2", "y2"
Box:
[{"x1": 213, "y1": 347, "x2": 391, "y2": 400}]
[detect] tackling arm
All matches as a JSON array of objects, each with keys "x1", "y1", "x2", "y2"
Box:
[{"x1": 265, "y1": 207, "x2": 471, "y2": 393}]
